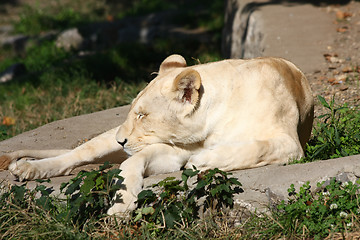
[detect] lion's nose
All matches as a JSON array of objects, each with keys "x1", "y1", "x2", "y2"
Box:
[{"x1": 117, "y1": 138, "x2": 128, "y2": 147}]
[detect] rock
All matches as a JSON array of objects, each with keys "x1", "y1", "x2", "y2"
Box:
[
  {"x1": 335, "y1": 74, "x2": 347, "y2": 82},
  {"x1": 222, "y1": 0, "x2": 265, "y2": 59},
  {"x1": 342, "y1": 66, "x2": 353, "y2": 73},
  {"x1": 0, "y1": 63, "x2": 26, "y2": 83},
  {"x1": 0, "y1": 34, "x2": 29, "y2": 53},
  {"x1": 55, "y1": 28, "x2": 84, "y2": 51},
  {"x1": 221, "y1": 0, "x2": 336, "y2": 73},
  {"x1": 1, "y1": 105, "x2": 360, "y2": 215},
  {"x1": 0, "y1": 25, "x2": 14, "y2": 33}
]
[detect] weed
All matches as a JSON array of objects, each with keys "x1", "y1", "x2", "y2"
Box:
[
  {"x1": 0, "y1": 162, "x2": 123, "y2": 238},
  {"x1": 134, "y1": 167, "x2": 243, "y2": 233},
  {"x1": 300, "y1": 95, "x2": 360, "y2": 162},
  {"x1": 0, "y1": 164, "x2": 244, "y2": 239},
  {"x1": 59, "y1": 162, "x2": 123, "y2": 227},
  {"x1": 276, "y1": 179, "x2": 360, "y2": 239},
  {"x1": 238, "y1": 179, "x2": 360, "y2": 239}
]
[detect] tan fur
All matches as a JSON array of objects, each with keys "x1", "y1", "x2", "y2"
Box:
[
  {"x1": 0, "y1": 155, "x2": 11, "y2": 170},
  {"x1": 1, "y1": 55, "x2": 314, "y2": 215}
]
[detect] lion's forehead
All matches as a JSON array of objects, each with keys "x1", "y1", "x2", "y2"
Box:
[{"x1": 130, "y1": 69, "x2": 182, "y2": 110}]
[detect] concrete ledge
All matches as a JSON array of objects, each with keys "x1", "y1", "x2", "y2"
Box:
[{"x1": 1, "y1": 105, "x2": 359, "y2": 213}]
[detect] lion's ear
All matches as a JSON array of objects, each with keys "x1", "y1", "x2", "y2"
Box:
[
  {"x1": 159, "y1": 54, "x2": 187, "y2": 75},
  {"x1": 172, "y1": 69, "x2": 201, "y2": 105}
]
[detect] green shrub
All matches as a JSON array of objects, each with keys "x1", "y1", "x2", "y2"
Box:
[
  {"x1": 59, "y1": 162, "x2": 123, "y2": 227},
  {"x1": 0, "y1": 165, "x2": 243, "y2": 238},
  {"x1": 134, "y1": 168, "x2": 243, "y2": 232},
  {"x1": 239, "y1": 178, "x2": 360, "y2": 239},
  {"x1": 0, "y1": 162, "x2": 123, "y2": 237},
  {"x1": 276, "y1": 179, "x2": 360, "y2": 239},
  {"x1": 305, "y1": 95, "x2": 360, "y2": 161}
]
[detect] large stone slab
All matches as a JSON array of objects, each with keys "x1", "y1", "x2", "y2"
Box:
[
  {"x1": 0, "y1": 105, "x2": 130, "y2": 152},
  {"x1": 1, "y1": 104, "x2": 360, "y2": 213},
  {"x1": 1, "y1": 0, "x2": 359, "y2": 213},
  {"x1": 222, "y1": 0, "x2": 338, "y2": 73}
]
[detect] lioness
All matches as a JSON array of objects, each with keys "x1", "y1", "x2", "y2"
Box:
[{"x1": 0, "y1": 54, "x2": 314, "y2": 214}]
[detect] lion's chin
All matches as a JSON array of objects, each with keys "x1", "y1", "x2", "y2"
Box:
[
  {"x1": 122, "y1": 145, "x2": 146, "y2": 156},
  {"x1": 122, "y1": 147, "x2": 134, "y2": 156}
]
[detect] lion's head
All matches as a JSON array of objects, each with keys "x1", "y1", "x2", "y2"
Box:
[{"x1": 116, "y1": 55, "x2": 206, "y2": 155}]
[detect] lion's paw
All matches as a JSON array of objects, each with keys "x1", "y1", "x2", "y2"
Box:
[
  {"x1": 8, "y1": 160, "x2": 48, "y2": 181},
  {"x1": 107, "y1": 201, "x2": 137, "y2": 216},
  {"x1": 185, "y1": 155, "x2": 208, "y2": 171},
  {"x1": 107, "y1": 191, "x2": 137, "y2": 216}
]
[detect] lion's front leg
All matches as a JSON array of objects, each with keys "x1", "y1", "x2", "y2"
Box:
[
  {"x1": 108, "y1": 144, "x2": 189, "y2": 215},
  {"x1": 8, "y1": 127, "x2": 126, "y2": 181}
]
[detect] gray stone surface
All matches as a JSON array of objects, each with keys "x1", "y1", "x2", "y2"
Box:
[
  {"x1": 0, "y1": 105, "x2": 130, "y2": 152},
  {"x1": 222, "y1": 0, "x2": 337, "y2": 73},
  {"x1": 55, "y1": 28, "x2": 84, "y2": 51},
  {"x1": 1, "y1": 104, "x2": 359, "y2": 213}
]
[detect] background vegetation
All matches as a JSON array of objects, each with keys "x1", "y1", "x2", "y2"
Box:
[{"x1": 0, "y1": 0, "x2": 223, "y2": 140}]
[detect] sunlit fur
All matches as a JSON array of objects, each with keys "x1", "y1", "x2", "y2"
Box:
[{"x1": 1, "y1": 54, "x2": 314, "y2": 215}]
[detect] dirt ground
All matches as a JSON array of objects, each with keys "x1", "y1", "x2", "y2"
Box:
[{"x1": 308, "y1": 1, "x2": 360, "y2": 115}]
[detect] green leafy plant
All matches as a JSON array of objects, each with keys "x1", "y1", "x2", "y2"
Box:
[
  {"x1": 305, "y1": 95, "x2": 360, "y2": 161},
  {"x1": 1, "y1": 162, "x2": 123, "y2": 229},
  {"x1": 60, "y1": 162, "x2": 123, "y2": 227},
  {"x1": 276, "y1": 179, "x2": 360, "y2": 239},
  {"x1": 0, "y1": 163, "x2": 125, "y2": 238},
  {"x1": 134, "y1": 168, "x2": 243, "y2": 231}
]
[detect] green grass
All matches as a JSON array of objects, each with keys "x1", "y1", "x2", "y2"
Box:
[
  {"x1": 2, "y1": 165, "x2": 360, "y2": 239},
  {"x1": 0, "y1": 41, "x2": 149, "y2": 140},
  {"x1": 13, "y1": 0, "x2": 224, "y2": 37},
  {"x1": 0, "y1": 0, "x2": 223, "y2": 140},
  {"x1": 13, "y1": 0, "x2": 108, "y2": 35},
  {"x1": 0, "y1": 39, "x2": 220, "y2": 140}
]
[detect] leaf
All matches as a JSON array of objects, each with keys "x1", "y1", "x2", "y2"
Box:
[
  {"x1": 11, "y1": 184, "x2": 27, "y2": 201},
  {"x1": 80, "y1": 173, "x2": 96, "y2": 194},
  {"x1": 317, "y1": 95, "x2": 330, "y2": 109},
  {"x1": 60, "y1": 181, "x2": 70, "y2": 191},
  {"x1": 35, "y1": 185, "x2": 54, "y2": 196},
  {"x1": 137, "y1": 189, "x2": 156, "y2": 201},
  {"x1": 317, "y1": 113, "x2": 330, "y2": 119},
  {"x1": 195, "y1": 179, "x2": 207, "y2": 189},
  {"x1": 133, "y1": 210, "x2": 143, "y2": 222},
  {"x1": 141, "y1": 206, "x2": 155, "y2": 215},
  {"x1": 95, "y1": 176, "x2": 105, "y2": 190},
  {"x1": 164, "y1": 210, "x2": 176, "y2": 228},
  {"x1": 2, "y1": 116, "x2": 16, "y2": 126},
  {"x1": 99, "y1": 161, "x2": 111, "y2": 171},
  {"x1": 229, "y1": 177, "x2": 242, "y2": 186},
  {"x1": 182, "y1": 168, "x2": 199, "y2": 178},
  {"x1": 35, "y1": 179, "x2": 51, "y2": 183},
  {"x1": 64, "y1": 178, "x2": 82, "y2": 195}
]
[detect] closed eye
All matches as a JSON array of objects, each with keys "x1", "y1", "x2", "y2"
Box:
[{"x1": 136, "y1": 112, "x2": 147, "y2": 120}]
